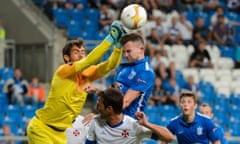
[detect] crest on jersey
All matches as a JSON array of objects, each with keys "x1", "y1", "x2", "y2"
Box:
[
  {"x1": 121, "y1": 129, "x2": 129, "y2": 138},
  {"x1": 197, "y1": 127, "x2": 203, "y2": 135},
  {"x1": 73, "y1": 129, "x2": 80, "y2": 136},
  {"x1": 128, "y1": 70, "x2": 136, "y2": 80}
]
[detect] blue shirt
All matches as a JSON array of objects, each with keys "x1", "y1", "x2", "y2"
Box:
[
  {"x1": 215, "y1": 125, "x2": 228, "y2": 144},
  {"x1": 114, "y1": 57, "x2": 155, "y2": 118},
  {"x1": 167, "y1": 113, "x2": 219, "y2": 144}
]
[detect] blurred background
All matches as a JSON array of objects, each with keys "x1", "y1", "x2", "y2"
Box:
[{"x1": 0, "y1": 0, "x2": 240, "y2": 143}]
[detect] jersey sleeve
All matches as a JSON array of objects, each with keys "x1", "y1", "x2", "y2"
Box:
[
  {"x1": 130, "y1": 71, "x2": 155, "y2": 92},
  {"x1": 86, "y1": 118, "x2": 97, "y2": 143},
  {"x1": 135, "y1": 122, "x2": 152, "y2": 138},
  {"x1": 166, "y1": 121, "x2": 176, "y2": 135},
  {"x1": 57, "y1": 40, "x2": 112, "y2": 79},
  {"x1": 205, "y1": 119, "x2": 219, "y2": 142},
  {"x1": 81, "y1": 48, "x2": 122, "y2": 82}
]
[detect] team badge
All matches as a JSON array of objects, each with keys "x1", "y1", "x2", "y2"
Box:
[
  {"x1": 197, "y1": 127, "x2": 203, "y2": 135},
  {"x1": 121, "y1": 129, "x2": 129, "y2": 138},
  {"x1": 73, "y1": 129, "x2": 80, "y2": 136},
  {"x1": 128, "y1": 70, "x2": 136, "y2": 80}
]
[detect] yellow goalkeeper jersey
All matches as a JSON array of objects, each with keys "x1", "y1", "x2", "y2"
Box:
[{"x1": 36, "y1": 40, "x2": 122, "y2": 130}]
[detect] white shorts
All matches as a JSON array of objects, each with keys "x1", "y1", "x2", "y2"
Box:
[{"x1": 66, "y1": 115, "x2": 90, "y2": 144}]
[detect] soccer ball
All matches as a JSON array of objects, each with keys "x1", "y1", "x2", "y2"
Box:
[{"x1": 120, "y1": 4, "x2": 147, "y2": 30}]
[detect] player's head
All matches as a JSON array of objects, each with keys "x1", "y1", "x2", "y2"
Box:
[
  {"x1": 199, "y1": 103, "x2": 214, "y2": 118},
  {"x1": 179, "y1": 91, "x2": 198, "y2": 116},
  {"x1": 14, "y1": 67, "x2": 22, "y2": 79},
  {"x1": 62, "y1": 39, "x2": 85, "y2": 63},
  {"x1": 96, "y1": 88, "x2": 123, "y2": 118},
  {"x1": 120, "y1": 33, "x2": 145, "y2": 63}
]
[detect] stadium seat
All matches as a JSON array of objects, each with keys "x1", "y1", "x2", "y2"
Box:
[
  {"x1": 182, "y1": 68, "x2": 199, "y2": 83},
  {"x1": 231, "y1": 69, "x2": 240, "y2": 80},
  {"x1": 220, "y1": 46, "x2": 236, "y2": 60},
  {"x1": 66, "y1": 20, "x2": 82, "y2": 38},
  {"x1": 216, "y1": 87, "x2": 231, "y2": 98},
  {"x1": 185, "y1": 11, "x2": 195, "y2": 25},
  {"x1": 215, "y1": 69, "x2": 231, "y2": 78},
  {"x1": 230, "y1": 80, "x2": 240, "y2": 92},
  {"x1": 145, "y1": 105, "x2": 162, "y2": 125},
  {"x1": 199, "y1": 69, "x2": 215, "y2": 80},
  {"x1": 215, "y1": 57, "x2": 234, "y2": 69},
  {"x1": 171, "y1": 45, "x2": 187, "y2": 56},
  {"x1": 142, "y1": 138, "x2": 159, "y2": 144},
  {"x1": 68, "y1": 9, "x2": 85, "y2": 22},
  {"x1": 0, "y1": 93, "x2": 8, "y2": 107},
  {"x1": 83, "y1": 20, "x2": 99, "y2": 35},
  {"x1": 5, "y1": 105, "x2": 23, "y2": 123},
  {"x1": 202, "y1": 75, "x2": 216, "y2": 85},
  {"x1": 21, "y1": 105, "x2": 37, "y2": 120},
  {"x1": 84, "y1": 9, "x2": 100, "y2": 23},
  {"x1": 94, "y1": 31, "x2": 107, "y2": 40},
  {"x1": 53, "y1": 8, "x2": 69, "y2": 28}
]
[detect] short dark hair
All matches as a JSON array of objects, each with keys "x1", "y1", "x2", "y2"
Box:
[
  {"x1": 96, "y1": 88, "x2": 123, "y2": 114},
  {"x1": 120, "y1": 33, "x2": 144, "y2": 46},
  {"x1": 179, "y1": 91, "x2": 197, "y2": 104},
  {"x1": 62, "y1": 39, "x2": 84, "y2": 63}
]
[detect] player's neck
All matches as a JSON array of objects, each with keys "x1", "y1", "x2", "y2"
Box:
[
  {"x1": 107, "y1": 113, "x2": 123, "y2": 126},
  {"x1": 183, "y1": 113, "x2": 195, "y2": 123}
]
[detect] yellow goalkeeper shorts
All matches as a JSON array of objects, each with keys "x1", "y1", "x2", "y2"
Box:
[{"x1": 27, "y1": 117, "x2": 66, "y2": 144}]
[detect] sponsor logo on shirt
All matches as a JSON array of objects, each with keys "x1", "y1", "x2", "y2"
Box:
[{"x1": 137, "y1": 78, "x2": 146, "y2": 84}]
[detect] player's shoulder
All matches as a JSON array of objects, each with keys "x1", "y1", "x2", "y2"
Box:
[
  {"x1": 196, "y1": 112, "x2": 212, "y2": 121},
  {"x1": 123, "y1": 115, "x2": 137, "y2": 122},
  {"x1": 92, "y1": 115, "x2": 106, "y2": 125},
  {"x1": 169, "y1": 114, "x2": 182, "y2": 123}
]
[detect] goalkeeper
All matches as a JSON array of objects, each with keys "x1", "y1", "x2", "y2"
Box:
[{"x1": 27, "y1": 21, "x2": 125, "y2": 144}]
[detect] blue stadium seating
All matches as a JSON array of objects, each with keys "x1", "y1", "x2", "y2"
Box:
[
  {"x1": 21, "y1": 105, "x2": 37, "y2": 119},
  {"x1": 67, "y1": 20, "x2": 82, "y2": 38},
  {"x1": 84, "y1": 9, "x2": 100, "y2": 23},
  {"x1": 68, "y1": 9, "x2": 85, "y2": 22},
  {"x1": 53, "y1": 8, "x2": 69, "y2": 28},
  {"x1": 142, "y1": 138, "x2": 159, "y2": 144},
  {"x1": 220, "y1": 46, "x2": 236, "y2": 60}
]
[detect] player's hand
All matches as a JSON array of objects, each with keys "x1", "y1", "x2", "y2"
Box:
[
  {"x1": 84, "y1": 84, "x2": 98, "y2": 94},
  {"x1": 110, "y1": 21, "x2": 126, "y2": 40},
  {"x1": 135, "y1": 111, "x2": 147, "y2": 126},
  {"x1": 82, "y1": 113, "x2": 95, "y2": 126}
]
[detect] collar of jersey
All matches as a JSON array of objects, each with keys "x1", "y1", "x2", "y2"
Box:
[
  {"x1": 121, "y1": 57, "x2": 149, "y2": 66},
  {"x1": 179, "y1": 113, "x2": 199, "y2": 126}
]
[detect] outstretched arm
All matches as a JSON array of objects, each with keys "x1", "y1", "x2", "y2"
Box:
[
  {"x1": 135, "y1": 111, "x2": 175, "y2": 142},
  {"x1": 96, "y1": 47, "x2": 122, "y2": 77},
  {"x1": 57, "y1": 21, "x2": 125, "y2": 78}
]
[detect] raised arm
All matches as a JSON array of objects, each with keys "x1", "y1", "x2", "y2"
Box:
[
  {"x1": 57, "y1": 21, "x2": 125, "y2": 78},
  {"x1": 135, "y1": 111, "x2": 175, "y2": 142}
]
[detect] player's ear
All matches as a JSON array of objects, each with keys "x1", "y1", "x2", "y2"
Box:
[
  {"x1": 63, "y1": 54, "x2": 70, "y2": 63},
  {"x1": 194, "y1": 103, "x2": 198, "y2": 109}
]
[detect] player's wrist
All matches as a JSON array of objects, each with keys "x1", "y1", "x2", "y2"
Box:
[
  {"x1": 105, "y1": 35, "x2": 115, "y2": 44},
  {"x1": 115, "y1": 41, "x2": 122, "y2": 49}
]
